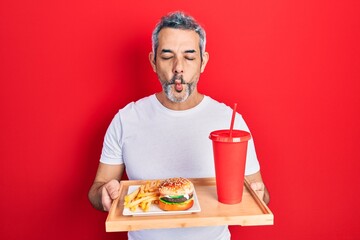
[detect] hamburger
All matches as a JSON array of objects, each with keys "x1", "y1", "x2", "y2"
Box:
[{"x1": 158, "y1": 177, "x2": 194, "y2": 211}]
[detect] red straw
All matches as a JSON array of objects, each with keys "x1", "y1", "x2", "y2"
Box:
[{"x1": 229, "y1": 103, "x2": 237, "y2": 137}]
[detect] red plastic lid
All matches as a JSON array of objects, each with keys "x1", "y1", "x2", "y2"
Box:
[{"x1": 209, "y1": 129, "x2": 251, "y2": 142}]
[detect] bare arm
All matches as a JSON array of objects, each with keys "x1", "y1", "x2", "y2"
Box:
[
  {"x1": 245, "y1": 171, "x2": 270, "y2": 205},
  {"x1": 88, "y1": 163, "x2": 125, "y2": 211}
]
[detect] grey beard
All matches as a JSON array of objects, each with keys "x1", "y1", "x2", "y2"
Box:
[
  {"x1": 160, "y1": 75, "x2": 197, "y2": 103},
  {"x1": 164, "y1": 83, "x2": 190, "y2": 103}
]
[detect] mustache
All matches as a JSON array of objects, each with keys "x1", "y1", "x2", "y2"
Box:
[{"x1": 169, "y1": 75, "x2": 185, "y2": 85}]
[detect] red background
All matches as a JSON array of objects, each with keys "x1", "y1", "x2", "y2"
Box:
[{"x1": 1, "y1": 0, "x2": 359, "y2": 239}]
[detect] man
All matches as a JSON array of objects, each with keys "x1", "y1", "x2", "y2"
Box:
[{"x1": 88, "y1": 11, "x2": 269, "y2": 240}]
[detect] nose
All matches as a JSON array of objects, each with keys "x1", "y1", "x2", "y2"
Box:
[{"x1": 173, "y1": 57, "x2": 184, "y2": 74}]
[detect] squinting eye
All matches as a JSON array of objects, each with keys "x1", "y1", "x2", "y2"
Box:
[
  {"x1": 185, "y1": 57, "x2": 195, "y2": 61},
  {"x1": 161, "y1": 56, "x2": 173, "y2": 60}
]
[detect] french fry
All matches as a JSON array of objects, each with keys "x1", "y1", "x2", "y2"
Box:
[
  {"x1": 123, "y1": 180, "x2": 161, "y2": 212},
  {"x1": 139, "y1": 196, "x2": 158, "y2": 211},
  {"x1": 143, "y1": 202, "x2": 150, "y2": 212},
  {"x1": 144, "y1": 181, "x2": 151, "y2": 191},
  {"x1": 126, "y1": 195, "x2": 154, "y2": 208},
  {"x1": 124, "y1": 187, "x2": 140, "y2": 203},
  {"x1": 148, "y1": 180, "x2": 160, "y2": 192},
  {"x1": 138, "y1": 191, "x2": 158, "y2": 198}
]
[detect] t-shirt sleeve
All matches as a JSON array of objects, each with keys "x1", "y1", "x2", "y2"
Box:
[{"x1": 99, "y1": 112, "x2": 124, "y2": 165}]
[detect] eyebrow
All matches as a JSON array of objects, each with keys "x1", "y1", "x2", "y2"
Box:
[
  {"x1": 161, "y1": 49, "x2": 173, "y2": 54},
  {"x1": 160, "y1": 49, "x2": 197, "y2": 54}
]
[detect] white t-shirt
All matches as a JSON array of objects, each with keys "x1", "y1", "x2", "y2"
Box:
[{"x1": 100, "y1": 94, "x2": 260, "y2": 240}]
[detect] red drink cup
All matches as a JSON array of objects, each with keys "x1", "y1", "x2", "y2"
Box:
[{"x1": 209, "y1": 129, "x2": 251, "y2": 204}]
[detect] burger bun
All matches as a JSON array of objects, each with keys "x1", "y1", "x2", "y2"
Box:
[{"x1": 158, "y1": 199, "x2": 194, "y2": 211}]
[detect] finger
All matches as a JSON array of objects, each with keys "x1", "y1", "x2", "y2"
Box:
[
  {"x1": 250, "y1": 182, "x2": 265, "y2": 201},
  {"x1": 105, "y1": 180, "x2": 120, "y2": 199},
  {"x1": 102, "y1": 186, "x2": 112, "y2": 211},
  {"x1": 257, "y1": 190, "x2": 265, "y2": 201},
  {"x1": 250, "y1": 182, "x2": 264, "y2": 191}
]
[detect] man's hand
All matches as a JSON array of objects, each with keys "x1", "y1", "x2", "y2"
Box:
[
  {"x1": 250, "y1": 182, "x2": 265, "y2": 202},
  {"x1": 101, "y1": 179, "x2": 120, "y2": 211},
  {"x1": 246, "y1": 171, "x2": 270, "y2": 205}
]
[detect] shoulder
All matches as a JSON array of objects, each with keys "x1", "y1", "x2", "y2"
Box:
[
  {"x1": 117, "y1": 95, "x2": 155, "y2": 116},
  {"x1": 114, "y1": 95, "x2": 158, "y2": 126},
  {"x1": 203, "y1": 96, "x2": 234, "y2": 114}
]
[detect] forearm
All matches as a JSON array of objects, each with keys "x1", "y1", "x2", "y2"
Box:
[
  {"x1": 88, "y1": 163, "x2": 124, "y2": 211},
  {"x1": 88, "y1": 182, "x2": 106, "y2": 211}
]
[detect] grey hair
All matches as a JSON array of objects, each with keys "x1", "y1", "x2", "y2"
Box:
[{"x1": 151, "y1": 11, "x2": 207, "y2": 61}]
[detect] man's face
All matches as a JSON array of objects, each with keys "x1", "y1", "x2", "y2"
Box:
[{"x1": 150, "y1": 28, "x2": 208, "y2": 103}]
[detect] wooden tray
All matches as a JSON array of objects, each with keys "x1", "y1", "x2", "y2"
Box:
[{"x1": 106, "y1": 177, "x2": 273, "y2": 232}]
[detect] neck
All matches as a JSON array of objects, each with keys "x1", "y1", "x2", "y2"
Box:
[{"x1": 155, "y1": 91, "x2": 204, "y2": 111}]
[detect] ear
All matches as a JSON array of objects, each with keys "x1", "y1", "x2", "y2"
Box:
[
  {"x1": 200, "y1": 52, "x2": 209, "y2": 73},
  {"x1": 149, "y1": 52, "x2": 156, "y2": 72}
]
